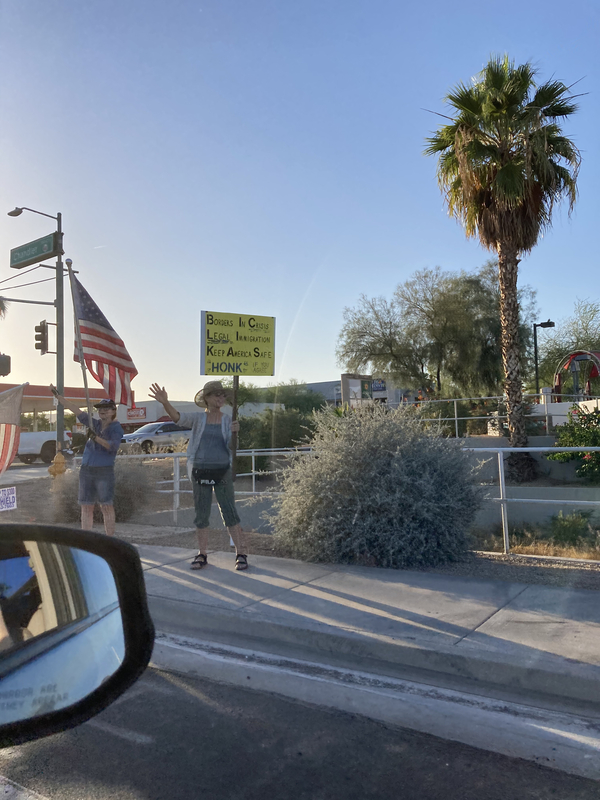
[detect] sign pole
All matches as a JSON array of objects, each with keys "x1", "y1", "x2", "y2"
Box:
[{"x1": 231, "y1": 375, "x2": 239, "y2": 480}]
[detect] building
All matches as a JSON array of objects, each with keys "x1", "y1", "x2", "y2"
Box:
[{"x1": 303, "y1": 378, "x2": 414, "y2": 407}]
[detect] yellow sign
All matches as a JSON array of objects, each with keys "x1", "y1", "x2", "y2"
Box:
[{"x1": 200, "y1": 311, "x2": 276, "y2": 376}]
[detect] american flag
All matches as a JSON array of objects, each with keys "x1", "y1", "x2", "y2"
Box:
[
  {"x1": 72, "y1": 276, "x2": 138, "y2": 407},
  {"x1": 0, "y1": 384, "x2": 26, "y2": 476}
]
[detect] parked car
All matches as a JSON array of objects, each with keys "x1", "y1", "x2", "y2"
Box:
[
  {"x1": 120, "y1": 421, "x2": 191, "y2": 454},
  {"x1": 18, "y1": 431, "x2": 73, "y2": 464}
]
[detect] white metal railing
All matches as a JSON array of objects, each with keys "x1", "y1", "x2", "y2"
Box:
[
  {"x1": 77, "y1": 448, "x2": 299, "y2": 523},
  {"x1": 397, "y1": 393, "x2": 600, "y2": 438},
  {"x1": 77, "y1": 444, "x2": 600, "y2": 557},
  {"x1": 464, "y1": 445, "x2": 600, "y2": 555}
]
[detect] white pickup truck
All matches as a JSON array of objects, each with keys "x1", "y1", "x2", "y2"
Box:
[{"x1": 18, "y1": 431, "x2": 73, "y2": 464}]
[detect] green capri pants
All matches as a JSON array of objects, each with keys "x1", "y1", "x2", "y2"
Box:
[{"x1": 192, "y1": 468, "x2": 241, "y2": 529}]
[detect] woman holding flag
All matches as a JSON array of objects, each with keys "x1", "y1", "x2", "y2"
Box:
[{"x1": 50, "y1": 388, "x2": 123, "y2": 536}]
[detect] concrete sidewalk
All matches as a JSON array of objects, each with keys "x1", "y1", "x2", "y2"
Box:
[{"x1": 136, "y1": 544, "x2": 600, "y2": 710}]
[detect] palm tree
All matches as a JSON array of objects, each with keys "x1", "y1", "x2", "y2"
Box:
[{"x1": 425, "y1": 55, "x2": 580, "y2": 446}]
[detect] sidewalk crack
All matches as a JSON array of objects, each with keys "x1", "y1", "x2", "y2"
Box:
[{"x1": 453, "y1": 585, "x2": 530, "y2": 645}]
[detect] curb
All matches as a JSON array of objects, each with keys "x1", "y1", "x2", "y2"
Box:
[
  {"x1": 150, "y1": 632, "x2": 600, "y2": 781},
  {"x1": 147, "y1": 594, "x2": 600, "y2": 707}
]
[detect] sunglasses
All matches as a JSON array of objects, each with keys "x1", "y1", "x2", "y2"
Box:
[{"x1": 209, "y1": 391, "x2": 226, "y2": 398}]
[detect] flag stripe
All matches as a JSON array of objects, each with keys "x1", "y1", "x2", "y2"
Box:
[
  {"x1": 71, "y1": 276, "x2": 137, "y2": 408},
  {"x1": 77, "y1": 342, "x2": 137, "y2": 371},
  {"x1": 0, "y1": 384, "x2": 24, "y2": 476},
  {"x1": 79, "y1": 321, "x2": 129, "y2": 350},
  {"x1": 0, "y1": 425, "x2": 19, "y2": 476}
]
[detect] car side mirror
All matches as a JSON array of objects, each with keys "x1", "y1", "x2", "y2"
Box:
[{"x1": 0, "y1": 525, "x2": 154, "y2": 747}]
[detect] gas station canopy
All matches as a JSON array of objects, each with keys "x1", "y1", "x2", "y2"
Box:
[{"x1": 0, "y1": 383, "x2": 109, "y2": 414}]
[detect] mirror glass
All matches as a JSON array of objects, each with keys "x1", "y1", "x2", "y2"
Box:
[{"x1": 0, "y1": 541, "x2": 124, "y2": 725}]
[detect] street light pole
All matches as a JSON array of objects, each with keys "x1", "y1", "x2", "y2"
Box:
[
  {"x1": 55, "y1": 212, "x2": 64, "y2": 451},
  {"x1": 533, "y1": 319, "x2": 556, "y2": 397},
  {"x1": 7, "y1": 206, "x2": 65, "y2": 451}
]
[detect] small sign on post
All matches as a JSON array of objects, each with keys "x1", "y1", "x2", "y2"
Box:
[{"x1": 0, "y1": 487, "x2": 17, "y2": 511}]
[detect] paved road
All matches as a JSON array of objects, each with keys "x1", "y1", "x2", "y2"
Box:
[
  {"x1": 0, "y1": 462, "x2": 50, "y2": 487},
  {"x1": 1, "y1": 669, "x2": 598, "y2": 800}
]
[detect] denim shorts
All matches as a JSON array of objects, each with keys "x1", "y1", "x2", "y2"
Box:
[
  {"x1": 192, "y1": 468, "x2": 240, "y2": 529},
  {"x1": 78, "y1": 465, "x2": 116, "y2": 505}
]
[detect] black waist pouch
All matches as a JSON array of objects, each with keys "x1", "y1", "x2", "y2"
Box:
[{"x1": 192, "y1": 467, "x2": 228, "y2": 486}]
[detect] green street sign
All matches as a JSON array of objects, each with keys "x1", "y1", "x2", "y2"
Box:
[{"x1": 10, "y1": 232, "x2": 60, "y2": 269}]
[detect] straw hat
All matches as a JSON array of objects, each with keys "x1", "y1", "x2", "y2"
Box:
[{"x1": 194, "y1": 380, "x2": 233, "y2": 408}]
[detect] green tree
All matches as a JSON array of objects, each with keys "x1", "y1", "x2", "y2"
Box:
[
  {"x1": 240, "y1": 408, "x2": 315, "y2": 451},
  {"x1": 425, "y1": 55, "x2": 581, "y2": 445},
  {"x1": 20, "y1": 413, "x2": 52, "y2": 432},
  {"x1": 337, "y1": 261, "x2": 536, "y2": 396},
  {"x1": 220, "y1": 380, "x2": 326, "y2": 414},
  {"x1": 219, "y1": 379, "x2": 264, "y2": 408},
  {"x1": 259, "y1": 380, "x2": 327, "y2": 415}
]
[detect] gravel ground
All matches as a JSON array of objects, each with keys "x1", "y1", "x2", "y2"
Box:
[{"x1": 5, "y1": 475, "x2": 600, "y2": 591}]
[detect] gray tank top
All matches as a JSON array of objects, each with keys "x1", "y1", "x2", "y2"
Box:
[{"x1": 193, "y1": 423, "x2": 229, "y2": 470}]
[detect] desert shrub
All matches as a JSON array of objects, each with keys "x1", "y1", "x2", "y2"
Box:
[
  {"x1": 549, "y1": 510, "x2": 596, "y2": 546},
  {"x1": 271, "y1": 404, "x2": 482, "y2": 568},
  {"x1": 52, "y1": 459, "x2": 153, "y2": 523}
]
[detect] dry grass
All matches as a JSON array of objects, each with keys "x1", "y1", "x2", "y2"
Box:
[
  {"x1": 508, "y1": 541, "x2": 600, "y2": 560},
  {"x1": 471, "y1": 517, "x2": 600, "y2": 561}
]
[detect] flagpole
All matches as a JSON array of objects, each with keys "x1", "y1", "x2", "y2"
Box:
[{"x1": 66, "y1": 259, "x2": 93, "y2": 424}]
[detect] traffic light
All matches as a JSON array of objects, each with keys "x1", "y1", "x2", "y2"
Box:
[
  {"x1": 0, "y1": 354, "x2": 10, "y2": 376},
  {"x1": 34, "y1": 320, "x2": 49, "y2": 355}
]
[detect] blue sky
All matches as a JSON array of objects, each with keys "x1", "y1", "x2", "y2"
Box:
[{"x1": 0, "y1": 0, "x2": 597, "y2": 403}]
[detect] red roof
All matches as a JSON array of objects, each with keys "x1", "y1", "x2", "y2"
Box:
[
  {"x1": 0, "y1": 383, "x2": 111, "y2": 414},
  {"x1": 0, "y1": 383, "x2": 109, "y2": 400}
]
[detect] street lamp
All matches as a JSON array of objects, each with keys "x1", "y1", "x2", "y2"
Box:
[
  {"x1": 533, "y1": 319, "x2": 555, "y2": 397},
  {"x1": 7, "y1": 206, "x2": 65, "y2": 451}
]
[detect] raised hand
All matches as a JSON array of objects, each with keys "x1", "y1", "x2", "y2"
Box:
[{"x1": 149, "y1": 383, "x2": 168, "y2": 405}]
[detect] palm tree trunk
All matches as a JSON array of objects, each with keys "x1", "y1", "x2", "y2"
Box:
[{"x1": 497, "y1": 244, "x2": 527, "y2": 447}]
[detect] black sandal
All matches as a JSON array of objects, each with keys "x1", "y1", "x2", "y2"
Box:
[
  {"x1": 191, "y1": 553, "x2": 207, "y2": 570},
  {"x1": 235, "y1": 554, "x2": 248, "y2": 571}
]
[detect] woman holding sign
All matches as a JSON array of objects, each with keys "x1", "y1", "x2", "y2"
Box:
[{"x1": 149, "y1": 381, "x2": 248, "y2": 571}]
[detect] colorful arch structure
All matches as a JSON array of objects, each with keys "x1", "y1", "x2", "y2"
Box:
[{"x1": 553, "y1": 351, "x2": 600, "y2": 399}]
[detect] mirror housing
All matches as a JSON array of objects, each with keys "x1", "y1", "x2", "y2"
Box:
[{"x1": 0, "y1": 525, "x2": 154, "y2": 747}]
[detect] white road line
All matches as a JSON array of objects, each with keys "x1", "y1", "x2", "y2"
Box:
[
  {"x1": 0, "y1": 775, "x2": 51, "y2": 799},
  {"x1": 85, "y1": 718, "x2": 153, "y2": 744},
  {"x1": 111, "y1": 680, "x2": 176, "y2": 707}
]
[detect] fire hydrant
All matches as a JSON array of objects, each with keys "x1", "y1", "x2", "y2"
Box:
[{"x1": 48, "y1": 450, "x2": 67, "y2": 478}]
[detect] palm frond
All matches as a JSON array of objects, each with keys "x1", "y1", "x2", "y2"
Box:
[{"x1": 424, "y1": 55, "x2": 581, "y2": 254}]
